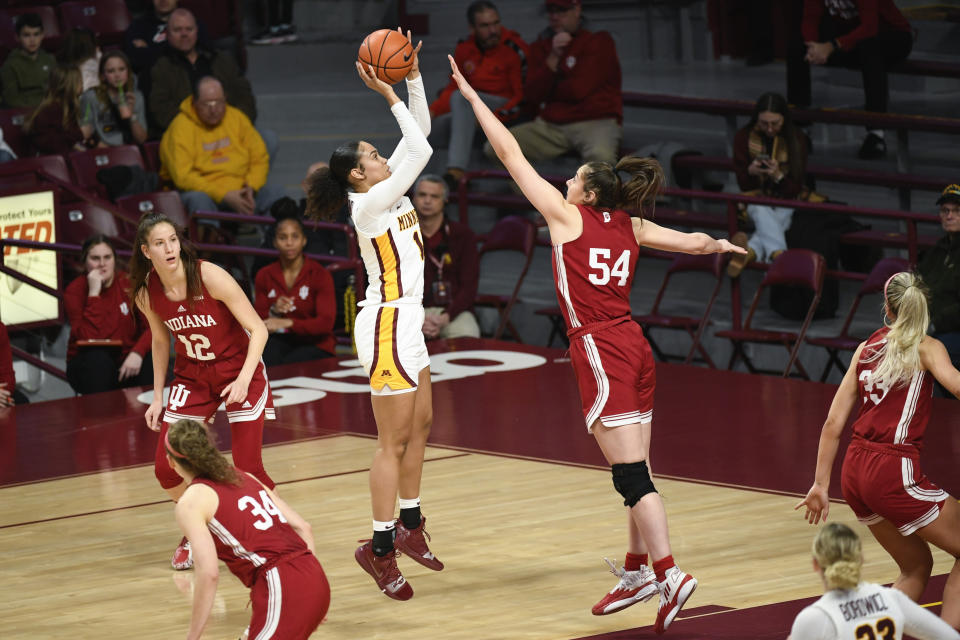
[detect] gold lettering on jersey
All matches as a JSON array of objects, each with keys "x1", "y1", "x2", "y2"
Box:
[
  {"x1": 163, "y1": 314, "x2": 217, "y2": 332},
  {"x1": 397, "y1": 209, "x2": 419, "y2": 232}
]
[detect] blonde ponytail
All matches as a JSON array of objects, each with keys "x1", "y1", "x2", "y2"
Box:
[
  {"x1": 865, "y1": 272, "x2": 929, "y2": 388},
  {"x1": 813, "y1": 523, "x2": 862, "y2": 591}
]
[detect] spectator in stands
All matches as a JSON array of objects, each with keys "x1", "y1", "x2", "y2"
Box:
[
  {"x1": 415, "y1": 174, "x2": 481, "y2": 340},
  {"x1": 251, "y1": 0, "x2": 298, "y2": 45},
  {"x1": 24, "y1": 66, "x2": 96, "y2": 155},
  {"x1": 149, "y1": 8, "x2": 256, "y2": 135},
  {"x1": 429, "y1": 1, "x2": 527, "y2": 192},
  {"x1": 159, "y1": 76, "x2": 281, "y2": 217},
  {"x1": 787, "y1": 0, "x2": 913, "y2": 160},
  {"x1": 254, "y1": 209, "x2": 336, "y2": 366},
  {"x1": 727, "y1": 92, "x2": 809, "y2": 278},
  {"x1": 79, "y1": 51, "x2": 148, "y2": 146},
  {"x1": 64, "y1": 234, "x2": 153, "y2": 395},
  {"x1": 0, "y1": 321, "x2": 28, "y2": 406},
  {"x1": 0, "y1": 13, "x2": 56, "y2": 109},
  {"x1": 59, "y1": 27, "x2": 101, "y2": 93},
  {"x1": 485, "y1": 0, "x2": 621, "y2": 167},
  {"x1": 918, "y1": 184, "x2": 960, "y2": 393},
  {"x1": 125, "y1": 0, "x2": 184, "y2": 94}
]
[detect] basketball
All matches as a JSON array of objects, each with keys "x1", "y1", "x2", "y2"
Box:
[{"x1": 358, "y1": 29, "x2": 414, "y2": 85}]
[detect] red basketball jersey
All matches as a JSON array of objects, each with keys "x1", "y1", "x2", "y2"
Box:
[
  {"x1": 146, "y1": 263, "x2": 249, "y2": 367},
  {"x1": 553, "y1": 204, "x2": 639, "y2": 329},
  {"x1": 193, "y1": 474, "x2": 309, "y2": 588},
  {"x1": 851, "y1": 327, "x2": 933, "y2": 450}
]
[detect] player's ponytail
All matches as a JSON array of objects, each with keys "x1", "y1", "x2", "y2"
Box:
[
  {"x1": 305, "y1": 142, "x2": 361, "y2": 221},
  {"x1": 166, "y1": 419, "x2": 241, "y2": 486},
  {"x1": 128, "y1": 212, "x2": 202, "y2": 308},
  {"x1": 812, "y1": 523, "x2": 862, "y2": 591},
  {"x1": 580, "y1": 156, "x2": 664, "y2": 221},
  {"x1": 864, "y1": 271, "x2": 929, "y2": 388}
]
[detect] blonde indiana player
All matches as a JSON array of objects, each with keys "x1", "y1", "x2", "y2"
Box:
[{"x1": 305, "y1": 29, "x2": 441, "y2": 600}]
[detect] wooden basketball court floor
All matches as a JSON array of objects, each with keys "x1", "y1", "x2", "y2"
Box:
[{"x1": 1, "y1": 339, "x2": 956, "y2": 639}]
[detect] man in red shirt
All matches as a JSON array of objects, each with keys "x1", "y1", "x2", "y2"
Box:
[
  {"x1": 430, "y1": 1, "x2": 528, "y2": 192},
  {"x1": 486, "y1": 0, "x2": 622, "y2": 168},
  {"x1": 786, "y1": 0, "x2": 913, "y2": 160},
  {"x1": 414, "y1": 174, "x2": 480, "y2": 340}
]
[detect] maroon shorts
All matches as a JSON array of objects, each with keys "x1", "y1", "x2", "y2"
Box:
[
  {"x1": 249, "y1": 554, "x2": 330, "y2": 639},
  {"x1": 569, "y1": 320, "x2": 655, "y2": 432},
  {"x1": 154, "y1": 359, "x2": 276, "y2": 490},
  {"x1": 841, "y1": 440, "x2": 949, "y2": 536}
]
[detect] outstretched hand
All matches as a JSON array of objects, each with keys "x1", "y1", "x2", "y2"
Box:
[
  {"x1": 355, "y1": 61, "x2": 396, "y2": 99},
  {"x1": 398, "y1": 27, "x2": 423, "y2": 79},
  {"x1": 448, "y1": 55, "x2": 479, "y2": 103},
  {"x1": 795, "y1": 484, "x2": 830, "y2": 524},
  {"x1": 715, "y1": 238, "x2": 748, "y2": 254}
]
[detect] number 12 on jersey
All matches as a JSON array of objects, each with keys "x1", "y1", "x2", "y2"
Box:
[{"x1": 588, "y1": 248, "x2": 631, "y2": 286}]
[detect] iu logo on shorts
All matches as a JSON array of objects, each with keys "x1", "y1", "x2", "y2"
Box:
[{"x1": 169, "y1": 384, "x2": 191, "y2": 411}]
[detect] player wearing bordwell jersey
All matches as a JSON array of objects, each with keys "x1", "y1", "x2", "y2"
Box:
[
  {"x1": 166, "y1": 419, "x2": 329, "y2": 640},
  {"x1": 448, "y1": 55, "x2": 745, "y2": 633},
  {"x1": 789, "y1": 523, "x2": 959, "y2": 640},
  {"x1": 305, "y1": 30, "x2": 442, "y2": 601},
  {"x1": 798, "y1": 271, "x2": 960, "y2": 630},
  {"x1": 130, "y1": 211, "x2": 276, "y2": 571}
]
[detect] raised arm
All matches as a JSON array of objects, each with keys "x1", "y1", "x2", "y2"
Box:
[
  {"x1": 201, "y1": 262, "x2": 267, "y2": 405},
  {"x1": 447, "y1": 55, "x2": 579, "y2": 240},
  {"x1": 795, "y1": 343, "x2": 864, "y2": 524}
]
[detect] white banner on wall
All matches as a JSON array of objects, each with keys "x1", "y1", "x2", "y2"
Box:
[{"x1": 0, "y1": 191, "x2": 59, "y2": 327}]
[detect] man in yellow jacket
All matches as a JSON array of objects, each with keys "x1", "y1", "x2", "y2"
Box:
[{"x1": 160, "y1": 76, "x2": 283, "y2": 218}]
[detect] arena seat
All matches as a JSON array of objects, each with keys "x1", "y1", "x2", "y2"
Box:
[
  {"x1": 0, "y1": 154, "x2": 70, "y2": 186},
  {"x1": 0, "y1": 5, "x2": 61, "y2": 52},
  {"x1": 475, "y1": 215, "x2": 538, "y2": 342},
  {"x1": 715, "y1": 249, "x2": 825, "y2": 379},
  {"x1": 68, "y1": 145, "x2": 145, "y2": 198},
  {"x1": 0, "y1": 107, "x2": 33, "y2": 158},
  {"x1": 140, "y1": 140, "x2": 161, "y2": 173},
  {"x1": 59, "y1": 200, "x2": 135, "y2": 247},
  {"x1": 116, "y1": 190, "x2": 188, "y2": 229},
  {"x1": 57, "y1": 0, "x2": 130, "y2": 47}
]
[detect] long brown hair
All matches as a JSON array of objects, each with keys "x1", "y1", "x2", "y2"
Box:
[
  {"x1": 581, "y1": 156, "x2": 665, "y2": 219},
  {"x1": 304, "y1": 142, "x2": 361, "y2": 220},
  {"x1": 166, "y1": 419, "x2": 242, "y2": 486},
  {"x1": 25, "y1": 65, "x2": 83, "y2": 131},
  {"x1": 747, "y1": 92, "x2": 804, "y2": 186},
  {"x1": 128, "y1": 212, "x2": 202, "y2": 308},
  {"x1": 93, "y1": 50, "x2": 135, "y2": 108}
]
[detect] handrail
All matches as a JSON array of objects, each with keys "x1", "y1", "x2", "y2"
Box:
[{"x1": 9, "y1": 345, "x2": 68, "y2": 382}]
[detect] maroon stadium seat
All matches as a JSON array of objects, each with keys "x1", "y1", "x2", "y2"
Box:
[
  {"x1": 60, "y1": 200, "x2": 135, "y2": 247},
  {"x1": 0, "y1": 154, "x2": 70, "y2": 185},
  {"x1": 57, "y1": 0, "x2": 131, "y2": 47},
  {"x1": 116, "y1": 190, "x2": 189, "y2": 229},
  {"x1": 68, "y1": 145, "x2": 144, "y2": 198},
  {"x1": 0, "y1": 108, "x2": 33, "y2": 158}
]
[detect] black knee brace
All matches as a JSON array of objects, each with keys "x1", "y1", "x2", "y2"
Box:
[{"x1": 611, "y1": 461, "x2": 657, "y2": 507}]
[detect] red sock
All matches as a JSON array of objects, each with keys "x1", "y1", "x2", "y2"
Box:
[
  {"x1": 624, "y1": 552, "x2": 647, "y2": 571},
  {"x1": 653, "y1": 555, "x2": 675, "y2": 583}
]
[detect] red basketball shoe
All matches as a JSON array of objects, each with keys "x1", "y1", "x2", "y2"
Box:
[
  {"x1": 355, "y1": 541, "x2": 414, "y2": 601},
  {"x1": 592, "y1": 557, "x2": 658, "y2": 615},
  {"x1": 654, "y1": 567, "x2": 697, "y2": 634},
  {"x1": 171, "y1": 536, "x2": 193, "y2": 570},
  {"x1": 394, "y1": 516, "x2": 444, "y2": 571}
]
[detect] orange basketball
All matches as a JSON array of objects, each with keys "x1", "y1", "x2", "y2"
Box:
[{"x1": 358, "y1": 29, "x2": 414, "y2": 85}]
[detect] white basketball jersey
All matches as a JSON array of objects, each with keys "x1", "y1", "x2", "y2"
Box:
[
  {"x1": 350, "y1": 192, "x2": 424, "y2": 307},
  {"x1": 810, "y1": 584, "x2": 906, "y2": 639}
]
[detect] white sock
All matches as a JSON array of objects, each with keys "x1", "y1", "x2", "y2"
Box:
[
  {"x1": 398, "y1": 497, "x2": 421, "y2": 510},
  {"x1": 373, "y1": 519, "x2": 395, "y2": 532}
]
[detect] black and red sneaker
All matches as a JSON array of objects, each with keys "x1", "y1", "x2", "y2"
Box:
[
  {"x1": 394, "y1": 516, "x2": 444, "y2": 571},
  {"x1": 355, "y1": 541, "x2": 414, "y2": 601}
]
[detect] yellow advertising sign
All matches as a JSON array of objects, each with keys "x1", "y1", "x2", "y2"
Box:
[{"x1": 0, "y1": 191, "x2": 59, "y2": 327}]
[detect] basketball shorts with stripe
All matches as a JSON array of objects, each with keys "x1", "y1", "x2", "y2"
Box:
[
  {"x1": 249, "y1": 554, "x2": 330, "y2": 640},
  {"x1": 841, "y1": 440, "x2": 948, "y2": 536},
  {"x1": 354, "y1": 303, "x2": 429, "y2": 396},
  {"x1": 569, "y1": 320, "x2": 655, "y2": 432},
  {"x1": 154, "y1": 359, "x2": 276, "y2": 490}
]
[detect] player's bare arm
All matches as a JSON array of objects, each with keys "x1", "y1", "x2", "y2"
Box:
[
  {"x1": 447, "y1": 54, "x2": 581, "y2": 243},
  {"x1": 796, "y1": 343, "x2": 864, "y2": 524},
  {"x1": 200, "y1": 262, "x2": 267, "y2": 405},
  {"x1": 634, "y1": 218, "x2": 746, "y2": 256},
  {"x1": 919, "y1": 337, "x2": 960, "y2": 398},
  {"x1": 136, "y1": 289, "x2": 171, "y2": 431},
  {"x1": 175, "y1": 485, "x2": 219, "y2": 640}
]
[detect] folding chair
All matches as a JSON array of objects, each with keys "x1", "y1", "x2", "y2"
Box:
[
  {"x1": 57, "y1": 0, "x2": 131, "y2": 47},
  {"x1": 68, "y1": 145, "x2": 145, "y2": 199},
  {"x1": 0, "y1": 5, "x2": 61, "y2": 51},
  {"x1": 475, "y1": 215, "x2": 538, "y2": 342},
  {"x1": 534, "y1": 305, "x2": 567, "y2": 348},
  {"x1": 0, "y1": 107, "x2": 32, "y2": 158},
  {"x1": 633, "y1": 252, "x2": 726, "y2": 367},
  {"x1": 715, "y1": 249, "x2": 825, "y2": 379},
  {"x1": 806, "y1": 256, "x2": 909, "y2": 382}
]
